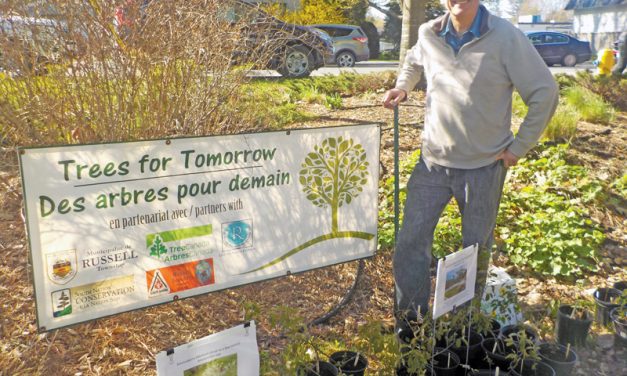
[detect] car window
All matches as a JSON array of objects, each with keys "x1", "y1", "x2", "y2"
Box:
[
  {"x1": 318, "y1": 27, "x2": 352, "y2": 38},
  {"x1": 546, "y1": 34, "x2": 568, "y2": 44},
  {"x1": 528, "y1": 34, "x2": 543, "y2": 45}
]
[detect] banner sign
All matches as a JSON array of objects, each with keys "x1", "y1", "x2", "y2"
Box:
[
  {"x1": 433, "y1": 244, "x2": 478, "y2": 319},
  {"x1": 19, "y1": 124, "x2": 380, "y2": 331},
  {"x1": 156, "y1": 321, "x2": 259, "y2": 376}
]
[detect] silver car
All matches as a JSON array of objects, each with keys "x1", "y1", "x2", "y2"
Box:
[{"x1": 311, "y1": 24, "x2": 369, "y2": 67}]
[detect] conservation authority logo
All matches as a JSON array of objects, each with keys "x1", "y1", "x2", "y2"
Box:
[
  {"x1": 222, "y1": 219, "x2": 253, "y2": 250},
  {"x1": 46, "y1": 249, "x2": 77, "y2": 285}
]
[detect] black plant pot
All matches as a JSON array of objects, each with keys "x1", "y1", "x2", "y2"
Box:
[
  {"x1": 555, "y1": 305, "x2": 592, "y2": 347},
  {"x1": 500, "y1": 324, "x2": 538, "y2": 344},
  {"x1": 430, "y1": 347, "x2": 460, "y2": 376},
  {"x1": 593, "y1": 288, "x2": 621, "y2": 326},
  {"x1": 396, "y1": 364, "x2": 434, "y2": 376},
  {"x1": 613, "y1": 281, "x2": 627, "y2": 292},
  {"x1": 470, "y1": 369, "x2": 510, "y2": 376},
  {"x1": 610, "y1": 306, "x2": 627, "y2": 345},
  {"x1": 329, "y1": 351, "x2": 368, "y2": 376},
  {"x1": 538, "y1": 343, "x2": 577, "y2": 376},
  {"x1": 297, "y1": 361, "x2": 339, "y2": 376},
  {"x1": 481, "y1": 337, "x2": 516, "y2": 372},
  {"x1": 449, "y1": 330, "x2": 484, "y2": 368},
  {"x1": 509, "y1": 359, "x2": 556, "y2": 376}
]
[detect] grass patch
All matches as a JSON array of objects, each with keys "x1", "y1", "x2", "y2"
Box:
[
  {"x1": 563, "y1": 86, "x2": 615, "y2": 124},
  {"x1": 543, "y1": 101, "x2": 580, "y2": 142}
]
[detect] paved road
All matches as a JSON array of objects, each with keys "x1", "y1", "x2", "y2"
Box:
[{"x1": 252, "y1": 61, "x2": 596, "y2": 78}]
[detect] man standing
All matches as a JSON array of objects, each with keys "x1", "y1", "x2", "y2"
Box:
[
  {"x1": 382, "y1": 0, "x2": 558, "y2": 326},
  {"x1": 612, "y1": 31, "x2": 627, "y2": 76}
]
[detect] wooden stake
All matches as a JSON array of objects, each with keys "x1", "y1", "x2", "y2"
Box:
[
  {"x1": 570, "y1": 306, "x2": 576, "y2": 319},
  {"x1": 495, "y1": 367, "x2": 500, "y2": 376},
  {"x1": 565, "y1": 343, "x2": 571, "y2": 360},
  {"x1": 447, "y1": 352, "x2": 451, "y2": 368},
  {"x1": 354, "y1": 352, "x2": 360, "y2": 367},
  {"x1": 492, "y1": 340, "x2": 498, "y2": 353}
]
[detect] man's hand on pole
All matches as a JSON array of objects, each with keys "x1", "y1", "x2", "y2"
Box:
[{"x1": 383, "y1": 88, "x2": 407, "y2": 109}]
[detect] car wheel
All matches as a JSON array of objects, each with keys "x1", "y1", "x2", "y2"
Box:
[
  {"x1": 562, "y1": 54, "x2": 577, "y2": 67},
  {"x1": 277, "y1": 45, "x2": 313, "y2": 78},
  {"x1": 336, "y1": 51, "x2": 356, "y2": 67}
]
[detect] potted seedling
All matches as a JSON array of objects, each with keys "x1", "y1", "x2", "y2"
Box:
[
  {"x1": 555, "y1": 302, "x2": 593, "y2": 347},
  {"x1": 328, "y1": 350, "x2": 368, "y2": 376},
  {"x1": 538, "y1": 342, "x2": 577, "y2": 376},
  {"x1": 592, "y1": 287, "x2": 621, "y2": 326},
  {"x1": 505, "y1": 330, "x2": 555, "y2": 376},
  {"x1": 269, "y1": 306, "x2": 338, "y2": 376},
  {"x1": 430, "y1": 347, "x2": 460, "y2": 376},
  {"x1": 481, "y1": 336, "x2": 517, "y2": 371},
  {"x1": 609, "y1": 290, "x2": 627, "y2": 345},
  {"x1": 499, "y1": 323, "x2": 538, "y2": 345}
]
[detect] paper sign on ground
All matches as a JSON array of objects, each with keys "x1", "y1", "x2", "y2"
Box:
[
  {"x1": 433, "y1": 244, "x2": 478, "y2": 319},
  {"x1": 18, "y1": 124, "x2": 380, "y2": 331},
  {"x1": 156, "y1": 321, "x2": 259, "y2": 376}
]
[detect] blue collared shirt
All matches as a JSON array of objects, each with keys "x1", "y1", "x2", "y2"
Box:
[{"x1": 440, "y1": 6, "x2": 484, "y2": 54}]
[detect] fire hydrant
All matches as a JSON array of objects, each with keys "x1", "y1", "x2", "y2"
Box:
[{"x1": 596, "y1": 48, "x2": 615, "y2": 75}]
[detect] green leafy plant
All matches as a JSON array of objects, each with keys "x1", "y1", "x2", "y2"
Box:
[
  {"x1": 324, "y1": 93, "x2": 343, "y2": 109},
  {"x1": 505, "y1": 329, "x2": 540, "y2": 375}
]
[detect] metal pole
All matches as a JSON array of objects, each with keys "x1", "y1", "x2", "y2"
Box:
[{"x1": 394, "y1": 105, "x2": 400, "y2": 241}]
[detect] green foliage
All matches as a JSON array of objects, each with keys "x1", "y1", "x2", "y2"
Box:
[
  {"x1": 497, "y1": 144, "x2": 605, "y2": 276},
  {"x1": 378, "y1": 149, "x2": 421, "y2": 250},
  {"x1": 262, "y1": 0, "x2": 361, "y2": 25},
  {"x1": 378, "y1": 144, "x2": 606, "y2": 277},
  {"x1": 563, "y1": 85, "x2": 615, "y2": 124},
  {"x1": 324, "y1": 93, "x2": 343, "y2": 109},
  {"x1": 512, "y1": 91, "x2": 528, "y2": 119},
  {"x1": 543, "y1": 101, "x2": 579, "y2": 142}
]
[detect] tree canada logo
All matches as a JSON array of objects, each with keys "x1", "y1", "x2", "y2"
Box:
[
  {"x1": 46, "y1": 249, "x2": 77, "y2": 285},
  {"x1": 222, "y1": 219, "x2": 253, "y2": 250},
  {"x1": 52, "y1": 289, "x2": 72, "y2": 318},
  {"x1": 149, "y1": 234, "x2": 167, "y2": 259}
]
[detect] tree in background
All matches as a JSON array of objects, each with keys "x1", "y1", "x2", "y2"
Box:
[
  {"x1": 381, "y1": 1, "x2": 444, "y2": 55},
  {"x1": 263, "y1": 0, "x2": 363, "y2": 25}
]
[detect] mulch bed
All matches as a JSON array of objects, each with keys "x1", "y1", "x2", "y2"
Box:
[{"x1": 0, "y1": 92, "x2": 625, "y2": 375}]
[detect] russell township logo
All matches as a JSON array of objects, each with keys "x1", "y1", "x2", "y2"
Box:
[
  {"x1": 222, "y1": 219, "x2": 253, "y2": 250},
  {"x1": 46, "y1": 249, "x2": 77, "y2": 285}
]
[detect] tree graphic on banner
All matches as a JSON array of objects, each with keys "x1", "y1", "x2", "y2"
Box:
[
  {"x1": 245, "y1": 136, "x2": 374, "y2": 273},
  {"x1": 300, "y1": 136, "x2": 370, "y2": 233}
]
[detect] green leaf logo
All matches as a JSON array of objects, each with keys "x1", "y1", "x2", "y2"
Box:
[{"x1": 149, "y1": 235, "x2": 168, "y2": 259}]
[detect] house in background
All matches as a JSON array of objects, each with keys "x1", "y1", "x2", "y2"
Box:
[
  {"x1": 516, "y1": 15, "x2": 573, "y2": 34},
  {"x1": 565, "y1": 0, "x2": 627, "y2": 53}
]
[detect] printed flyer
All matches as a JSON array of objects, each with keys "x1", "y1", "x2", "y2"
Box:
[
  {"x1": 433, "y1": 244, "x2": 478, "y2": 319},
  {"x1": 156, "y1": 321, "x2": 259, "y2": 376},
  {"x1": 19, "y1": 124, "x2": 380, "y2": 330}
]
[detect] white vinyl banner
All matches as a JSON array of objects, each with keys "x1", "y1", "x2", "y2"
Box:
[
  {"x1": 156, "y1": 321, "x2": 259, "y2": 376},
  {"x1": 19, "y1": 124, "x2": 380, "y2": 331}
]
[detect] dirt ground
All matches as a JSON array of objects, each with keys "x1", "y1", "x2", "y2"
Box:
[{"x1": 0, "y1": 91, "x2": 625, "y2": 375}]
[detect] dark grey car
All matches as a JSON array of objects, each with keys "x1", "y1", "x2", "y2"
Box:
[{"x1": 526, "y1": 31, "x2": 591, "y2": 67}]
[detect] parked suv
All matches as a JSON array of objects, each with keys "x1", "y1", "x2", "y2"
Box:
[{"x1": 310, "y1": 24, "x2": 369, "y2": 67}]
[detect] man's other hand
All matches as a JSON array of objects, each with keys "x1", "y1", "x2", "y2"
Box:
[
  {"x1": 496, "y1": 149, "x2": 519, "y2": 168},
  {"x1": 382, "y1": 88, "x2": 407, "y2": 109}
]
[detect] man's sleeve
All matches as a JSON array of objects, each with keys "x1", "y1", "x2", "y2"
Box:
[
  {"x1": 504, "y1": 29, "x2": 559, "y2": 158},
  {"x1": 395, "y1": 29, "x2": 425, "y2": 94}
]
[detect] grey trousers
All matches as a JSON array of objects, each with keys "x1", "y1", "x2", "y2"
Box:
[{"x1": 393, "y1": 156, "x2": 507, "y2": 317}]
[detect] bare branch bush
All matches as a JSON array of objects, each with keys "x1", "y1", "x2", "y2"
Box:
[{"x1": 0, "y1": 0, "x2": 293, "y2": 147}]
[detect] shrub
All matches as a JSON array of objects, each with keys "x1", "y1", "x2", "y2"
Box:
[
  {"x1": 573, "y1": 71, "x2": 627, "y2": 111},
  {"x1": 512, "y1": 91, "x2": 528, "y2": 119}
]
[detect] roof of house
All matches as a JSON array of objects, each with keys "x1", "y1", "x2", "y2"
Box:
[{"x1": 565, "y1": 0, "x2": 625, "y2": 10}]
